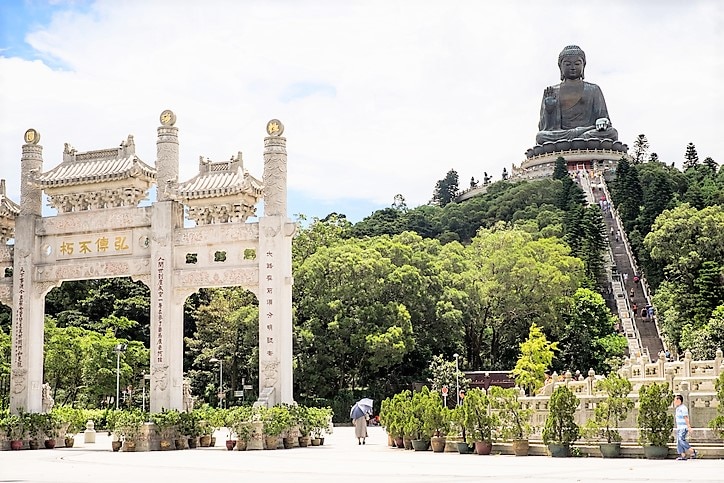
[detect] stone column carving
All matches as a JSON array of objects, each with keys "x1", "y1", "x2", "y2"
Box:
[
  {"x1": 11, "y1": 132, "x2": 45, "y2": 413},
  {"x1": 257, "y1": 120, "x2": 294, "y2": 407},
  {"x1": 156, "y1": 111, "x2": 179, "y2": 202},
  {"x1": 149, "y1": 200, "x2": 184, "y2": 411},
  {"x1": 263, "y1": 120, "x2": 287, "y2": 217}
]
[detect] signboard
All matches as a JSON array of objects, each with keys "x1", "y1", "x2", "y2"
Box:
[
  {"x1": 234, "y1": 390, "x2": 244, "y2": 397},
  {"x1": 441, "y1": 386, "x2": 448, "y2": 395}
]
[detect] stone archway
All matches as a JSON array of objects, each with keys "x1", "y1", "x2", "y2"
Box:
[{"x1": 5, "y1": 113, "x2": 294, "y2": 414}]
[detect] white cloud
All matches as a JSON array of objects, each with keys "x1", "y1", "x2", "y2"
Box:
[{"x1": 1, "y1": 0, "x2": 723, "y2": 215}]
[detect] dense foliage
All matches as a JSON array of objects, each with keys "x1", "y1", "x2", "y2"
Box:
[
  {"x1": 608, "y1": 140, "x2": 723, "y2": 356},
  {"x1": 1, "y1": 172, "x2": 624, "y2": 409}
]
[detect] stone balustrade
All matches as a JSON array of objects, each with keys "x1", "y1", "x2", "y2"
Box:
[{"x1": 509, "y1": 349, "x2": 724, "y2": 442}]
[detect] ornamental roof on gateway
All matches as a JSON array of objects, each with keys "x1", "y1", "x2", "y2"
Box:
[
  {"x1": 0, "y1": 179, "x2": 20, "y2": 218},
  {"x1": 176, "y1": 152, "x2": 263, "y2": 200},
  {"x1": 35, "y1": 135, "x2": 156, "y2": 188}
]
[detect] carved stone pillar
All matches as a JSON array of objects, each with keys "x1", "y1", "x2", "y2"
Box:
[
  {"x1": 156, "y1": 111, "x2": 179, "y2": 202},
  {"x1": 10, "y1": 134, "x2": 45, "y2": 413},
  {"x1": 257, "y1": 120, "x2": 294, "y2": 406},
  {"x1": 149, "y1": 200, "x2": 184, "y2": 411}
]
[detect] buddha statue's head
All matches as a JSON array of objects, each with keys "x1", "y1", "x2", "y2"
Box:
[{"x1": 558, "y1": 45, "x2": 586, "y2": 81}]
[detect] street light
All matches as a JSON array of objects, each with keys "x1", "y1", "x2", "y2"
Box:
[
  {"x1": 113, "y1": 343, "x2": 128, "y2": 410},
  {"x1": 209, "y1": 357, "x2": 223, "y2": 408},
  {"x1": 453, "y1": 353, "x2": 460, "y2": 407}
]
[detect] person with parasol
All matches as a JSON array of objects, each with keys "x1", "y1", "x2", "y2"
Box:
[{"x1": 350, "y1": 398, "x2": 373, "y2": 445}]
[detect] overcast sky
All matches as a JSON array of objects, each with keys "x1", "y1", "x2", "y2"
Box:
[{"x1": 1, "y1": 0, "x2": 723, "y2": 222}]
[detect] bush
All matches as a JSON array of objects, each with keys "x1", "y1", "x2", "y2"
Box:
[{"x1": 637, "y1": 382, "x2": 673, "y2": 447}]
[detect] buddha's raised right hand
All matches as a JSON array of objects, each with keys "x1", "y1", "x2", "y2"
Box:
[{"x1": 543, "y1": 86, "x2": 557, "y2": 111}]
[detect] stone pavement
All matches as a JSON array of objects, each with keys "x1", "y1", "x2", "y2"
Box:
[{"x1": 0, "y1": 426, "x2": 720, "y2": 483}]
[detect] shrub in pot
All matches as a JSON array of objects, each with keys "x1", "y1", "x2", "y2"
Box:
[
  {"x1": 542, "y1": 385, "x2": 580, "y2": 457},
  {"x1": 709, "y1": 370, "x2": 724, "y2": 437},
  {"x1": 228, "y1": 406, "x2": 253, "y2": 450},
  {"x1": 421, "y1": 389, "x2": 450, "y2": 452},
  {"x1": 2, "y1": 413, "x2": 26, "y2": 449},
  {"x1": 582, "y1": 373, "x2": 633, "y2": 458},
  {"x1": 52, "y1": 406, "x2": 86, "y2": 448},
  {"x1": 489, "y1": 386, "x2": 532, "y2": 456},
  {"x1": 460, "y1": 388, "x2": 498, "y2": 455},
  {"x1": 115, "y1": 410, "x2": 145, "y2": 452},
  {"x1": 380, "y1": 391, "x2": 411, "y2": 448},
  {"x1": 262, "y1": 405, "x2": 291, "y2": 449},
  {"x1": 150, "y1": 410, "x2": 180, "y2": 450},
  {"x1": 637, "y1": 382, "x2": 674, "y2": 460},
  {"x1": 408, "y1": 387, "x2": 431, "y2": 450}
]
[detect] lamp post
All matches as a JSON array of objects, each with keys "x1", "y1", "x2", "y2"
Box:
[
  {"x1": 209, "y1": 357, "x2": 223, "y2": 408},
  {"x1": 453, "y1": 353, "x2": 460, "y2": 407},
  {"x1": 113, "y1": 343, "x2": 128, "y2": 410}
]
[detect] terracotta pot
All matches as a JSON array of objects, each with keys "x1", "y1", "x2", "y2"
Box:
[
  {"x1": 29, "y1": 440, "x2": 40, "y2": 450},
  {"x1": 282, "y1": 437, "x2": 295, "y2": 449},
  {"x1": 474, "y1": 441, "x2": 492, "y2": 455},
  {"x1": 298, "y1": 436, "x2": 310, "y2": 447},
  {"x1": 160, "y1": 439, "x2": 174, "y2": 451},
  {"x1": 10, "y1": 440, "x2": 23, "y2": 450},
  {"x1": 310, "y1": 438, "x2": 321, "y2": 446},
  {"x1": 265, "y1": 435, "x2": 279, "y2": 449},
  {"x1": 225, "y1": 440, "x2": 236, "y2": 451},
  {"x1": 44, "y1": 439, "x2": 56, "y2": 449},
  {"x1": 123, "y1": 441, "x2": 136, "y2": 452},
  {"x1": 111, "y1": 440, "x2": 122, "y2": 452},
  {"x1": 235, "y1": 439, "x2": 247, "y2": 451},
  {"x1": 199, "y1": 435, "x2": 212, "y2": 447},
  {"x1": 174, "y1": 438, "x2": 186, "y2": 450},
  {"x1": 430, "y1": 436, "x2": 446, "y2": 453},
  {"x1": 187, "y1": 437, "x2": 197, "y2": 449},
  {"x1": 64, "y1": 437, "x2": 75, "y2": 448},
  {"x1": 512, "y1": 438, "x2": 529, "y2": 456}
]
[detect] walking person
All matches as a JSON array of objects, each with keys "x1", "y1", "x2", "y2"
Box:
[{"x1": 674, "y1": 394, "x2": 698, "y2": 460}]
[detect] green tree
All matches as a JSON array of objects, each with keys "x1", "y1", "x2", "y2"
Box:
[
  {"x1": 683, "y1": 142, "x2": 699, "y2": 170},
  {"x1": 511, "y1": 323, "x2": 558, "y2": 395},
  {"x1": 432, "y1": 169, "x2": 460, "y2": 207},
  {"x1": 552, "y1": 157, "x2": 568, "y2": 179},
  {"x1": 632, "y1": 134, "x2": 649, "y2": 164}
]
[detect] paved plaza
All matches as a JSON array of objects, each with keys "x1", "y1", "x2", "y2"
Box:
[{"x1": 0, "y1": 426, "x2": 721, "y2": 483}]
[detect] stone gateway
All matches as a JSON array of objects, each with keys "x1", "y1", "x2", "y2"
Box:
[{"x1": 0, "y1": 112, "x2": 295, "y2": 413}]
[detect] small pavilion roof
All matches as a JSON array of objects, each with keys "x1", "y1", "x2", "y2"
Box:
[
  {"x1": 176, "y1": 153, "x2": 263, "y2": 200},
  {"x1": 35, "y1": 135, "x2": 156, "y2": 188},
  {"x1": 0, "y1": 179, "x2": 20, "y2": 218}
]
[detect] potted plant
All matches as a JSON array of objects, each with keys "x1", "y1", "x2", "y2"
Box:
[
  {"x1": 637, "y1": 382, "x2": 674, "y2": 460},
  {"x1": 114, "y1": 410, "x2": 145, "y2": 452},
  {"x1": 542, "y1": 385, "x2": 580, "y2": 457},
  {"x1": 228, "y1": 406, "x2": 253, "y2": 451},
  {"x1": 2, "y1": 413, "x2": 26, "y2": 450},
  {"x1": 179, "y1": 410, "x2": 202, "y2": 448},
  {"x1": 25, "y1": 412, "x2": 46, "y2": 450},
  {"x1": 105, "y1": 409, "x2": 123, "y2": 452},
  {"x1": 52, "y1": 406, "x2": 85, "y2": 448},
  {"x1": 262, "y1": 405, "x2": 291, "y2": 450},
  {"x1": 150, "y1": 410, "x2": 180, "y2": 450},
  {"x1": 408, "y1": 387, "x2": 431, "y2": 451},
  {"x1": 460, "y1": 388, "x2": 498, "y2": 455},
  {"x1": 42, "y1": 412, "x2": 61, "y2": 449},
  {"x1": 422, "y1": 389, "x2": 450, "y2": 452},
  {"x1": 709, "y1": 371, "x2": 724, "y2": 437},
  {"x1": 583, "y1": 373, "x2": 634, "y2": 458},
  {"x1": 490, "y1": 386, "x2": 533, "y2": 456},
  {"x1": 291, "y1": 404, "x2": 314, "y2": 447},
  {"x1": 380, "y1": 391, "x2": 411, "y2": 449},
  {"x1": 450, "y1": 405, "x2": 472, "y2": 454}
]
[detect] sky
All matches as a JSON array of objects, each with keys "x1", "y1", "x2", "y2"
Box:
[{"x1": 1, "y1": 0, "x2": 723, "y2": 223}]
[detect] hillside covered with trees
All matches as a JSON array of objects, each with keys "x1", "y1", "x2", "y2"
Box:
[{"x1": 1, "y1": 137, "x2": 721, "y2": 412}]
